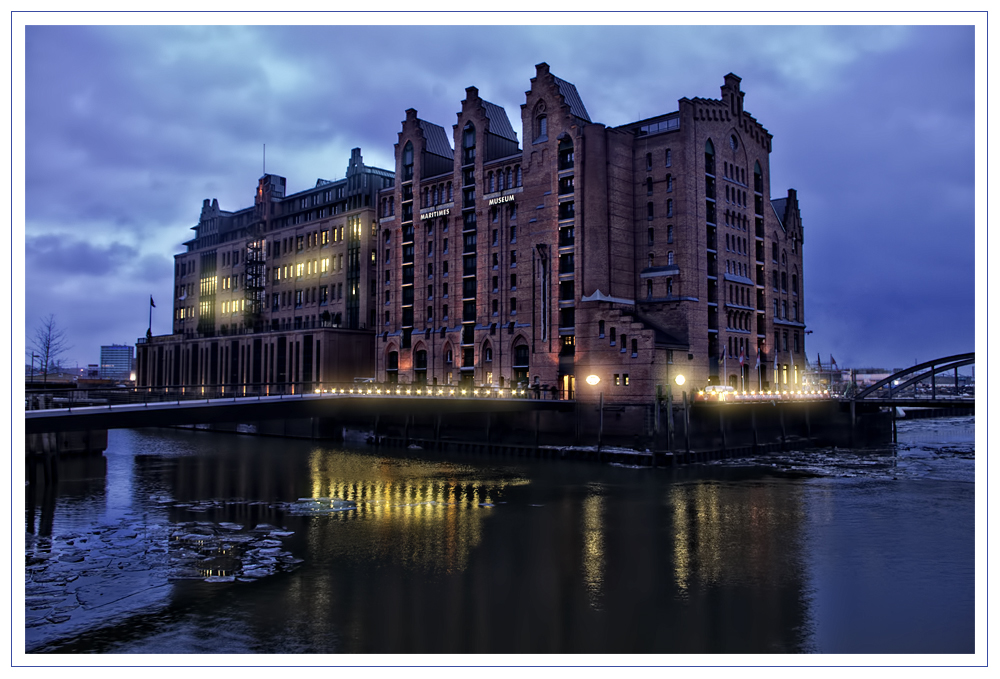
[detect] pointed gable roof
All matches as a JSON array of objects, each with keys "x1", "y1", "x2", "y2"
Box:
[
  {"x1": 482, "y1": 100, "x2": 518, "y2": 142},
  {"x1": 771, "y1": 197, "x2": 787, "y2": 229},
  {"x1": 553, "y1": 75, "x2": 591, "y2": 122},
  {"x1": 418, "y1": 119, "x2": 453, "y2": 159}
]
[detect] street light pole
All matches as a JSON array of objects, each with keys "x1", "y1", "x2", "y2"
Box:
[
  {"x1": 598, "y1": 390, "x2": 604, "y2": 453},
  {"x1": 586, "y1": 374, "x2": 603, "y2": 453}
]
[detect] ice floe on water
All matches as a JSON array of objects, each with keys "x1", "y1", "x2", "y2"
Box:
[
  {"x1": 25, "y1": 500, "x2": 302, "y2": 652},
  {"x1": 283, "y1": 497, "x2": 358, "y2": 515}
]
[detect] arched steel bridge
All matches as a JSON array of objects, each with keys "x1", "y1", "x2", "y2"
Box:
[{"x1": 851, "y1": 352, "x2": 975, "y2": 407}]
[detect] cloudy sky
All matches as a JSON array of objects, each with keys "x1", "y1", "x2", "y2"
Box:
[{"x1": 18, "y1": 16, "x2": 979, "y2": 372}]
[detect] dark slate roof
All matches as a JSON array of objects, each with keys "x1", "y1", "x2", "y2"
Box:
[
  {"x1": 553, "y1": 75, "x2": 591, "y2": 122},
  {"x1": 483, "y1": 100, "x2": 518, "y2": 142},
  {"x1": 418, "y1": 119, "x2": 453, "y2": 158},
  {"x1": 771, "y1": 198, "x2": 787, "y2": 229}
]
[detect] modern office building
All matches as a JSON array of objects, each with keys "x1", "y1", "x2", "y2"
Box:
[
  {"x1": 99, "y1": 344, "x2": 134, "y2": 381},
  {"x1": 136, "y1": 149, "x2": 391, "y2": 391},
  {"x1": 374, "y1": 64, "x2": 805, "y2": 402}
]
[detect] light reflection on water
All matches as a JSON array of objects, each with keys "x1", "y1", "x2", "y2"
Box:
[{"x1": 24, "y1": 417, "x2": 974, "y2": 654}]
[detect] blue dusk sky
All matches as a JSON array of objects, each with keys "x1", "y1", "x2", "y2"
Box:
[{"x1": 16, "y1": 15, "x2": 981, "y2": 372}]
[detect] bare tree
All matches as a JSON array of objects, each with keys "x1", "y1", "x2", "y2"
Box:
[{"x1": 29, "y1": 314, "x2": 71, "y2": 383}]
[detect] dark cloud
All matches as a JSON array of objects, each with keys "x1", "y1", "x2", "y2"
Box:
[{"x1": 21, "y1": 22, "x2": 976, "y2": 370}]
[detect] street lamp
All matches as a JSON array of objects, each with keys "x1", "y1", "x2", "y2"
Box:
[{"x1": 674, "y1": 374, "x2": 685, "y2": 386}]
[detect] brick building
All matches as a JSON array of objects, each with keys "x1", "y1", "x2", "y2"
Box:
[
  {"x1": 137, "y1": 149, "x2": 391, "y2": 392},
  {"x1": 374, "y1": 64, "x2": 806, "y2": 403}
]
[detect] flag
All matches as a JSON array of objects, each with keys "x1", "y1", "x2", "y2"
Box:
[
  {"x1": 830, "y1": 354, "x2": 837, "y2": 368},
  {"x1": 150, "y1": 296, "x2": 156, "y2": 308},
  {"x1": 739, "y1": 348, "x2": 745, "y2": 366},
  {"x1": 755, "y1": 348, "x2": 761, "y2": 369}
]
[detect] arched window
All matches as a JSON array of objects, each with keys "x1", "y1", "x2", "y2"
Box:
[
  {"x1": 647, "y1": 202, "x2": 654, "y2": 220},
  {"x1": 463, "y1": 122, "x2": 476, "y2": 163},
  {"x1": 482, "y1": 341, "x2": 493, "y2": 363},
  {"x1": 488, "y1": 172, "x2": 495, "y2": 193},
  {"x1": 705, "y1": 139, "x2": 716, "y2": 175},
  {"x1": 646, "y1": 280, "x2": 653, "y2": 299},
  {"x1": 513, "y1": 340, "x2": 529, "y2": 384},
  {"x1": 667, "y1": 251, "x2": 675, "y2": 266},
  {"x1": 665, "y1": 148, "x2": 672, "y2": 167},
  {"x1": 515, "y1": 165, "x2": 522, "y2": 186},
  {"x1": 647, "y1": 177, "x2": 653, "y2": 195},
  {"x1": 754, "y1": 160, "x2": 763, "y2": 193},
  {"x1": 534, "y1": 102, "x2": 547, "y2": 142},
  {"x1": 506, "y1": 167, "x2": 512, "y2": 189},
  {"x1": 666, "y1": 174, "x2": 673, "y2": 192},
  {"x1": 558, "y1": 137, "x2": 574, "y2": 170}
]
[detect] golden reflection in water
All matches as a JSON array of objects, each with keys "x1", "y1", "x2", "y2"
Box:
[
  {"x1": 581, "y1": 492, "x2": 605, "y2": 609},
  {"x1": 668, "y1": 481, "x2": 807, "y2": 597},
  {"x1": 669, "y1": 483, "x2": 726, "y2": 592},
  {"x1": 305, "y1": 449, "x2": 526, "y2": 573}
]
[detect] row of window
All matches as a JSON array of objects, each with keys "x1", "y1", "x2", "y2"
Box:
[
  {"x1": 647, "y1": 225, "x2": 675, "y2": 246},
  {"x1": 773, "y1": 299, "x2": 800, "y2": 322},
  {"x1": 646, "y1": 199, "x2": 674, "y2": 220},
  {"x1": 644, "y1": 149, "x2": 672, "y2": 171},
  {"x1": 644, "y1": 174, "x2": 674, "y2": 195},
  {"x1": 772, "y1": 270, "x2": 799, "y2": 295},
  {"x1": 644, "y1": 277, "x2": 674, "y2": 299},
  {"x1": 272, "y1": 257, "x2": 341, "y2": 281},
  {"x1": 596, "y1": 322, "x2": 641, "y2": 357},
  {"x1": 645, "y1": 252, "x2": 675, "y2": 267},
  {"x1": 775, "y1": 330, "x2": 802, "y2": 354},
  {"x1": 486, "y1": 166, "x2": 522, "y2": 193},
  {"x1": 272, "y1": 284, "x2": 348, "y2": 311}
]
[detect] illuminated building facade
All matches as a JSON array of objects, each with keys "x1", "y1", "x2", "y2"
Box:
[
  {"x1": 375, "y1": 64, "x2": 806, "y2": 402},
  {"x1": 137, "y1": 149, "x2": 391, "y2": 391}
]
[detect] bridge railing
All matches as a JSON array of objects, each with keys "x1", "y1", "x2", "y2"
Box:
[{"x1": 24, "y1": 381, "x2": 564, "y2": 412}]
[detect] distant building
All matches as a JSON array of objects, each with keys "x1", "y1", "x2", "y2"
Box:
[
  {"x1": 136, "y1": 149, "x2": 390, "y2": 391},
  {"x1": 100, "y1": 344, "x2": 134, "y2": 381}
]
